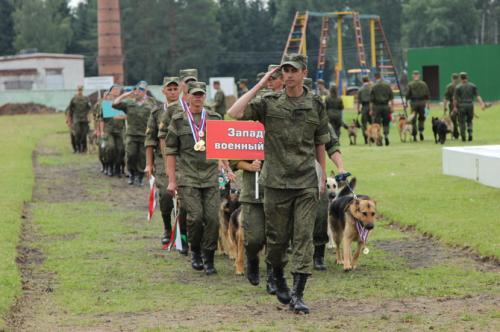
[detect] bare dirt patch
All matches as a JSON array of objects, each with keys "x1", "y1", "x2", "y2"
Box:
[{"x1": 0, "y1": 103, "x2": 56, "y2": 116}]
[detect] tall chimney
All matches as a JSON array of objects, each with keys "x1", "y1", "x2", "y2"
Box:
[{"x1": 97, "y1": 0, "x2": 124, "y2": 84}]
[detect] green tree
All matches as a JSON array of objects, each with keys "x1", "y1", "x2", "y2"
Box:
[
  {"x1": 403, "y1": 0, "x2": 480, "y2": 47},
  {"x1": 67, "y1": 0, "x2": 98, "y2": 76},
  {"x1": 13, "y1": 0, "x2": 73, "y2": 53},
  {"x1": 0, "y1": 0, "x2": 15, "y2": 55}
]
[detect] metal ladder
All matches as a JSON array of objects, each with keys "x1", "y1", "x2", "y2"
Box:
[
  {"x1": 352, "y1": 12, "x2": 367, "y2": 68},
  {"x1": 282, "y1": 11, "x2": 309, "y2": 61},
  {"x1": 373, "y1": 17, "x2": 406, "y2": 110},
  {"x1": 315, "y1": 17, "x2": 330, "y2": 81}
]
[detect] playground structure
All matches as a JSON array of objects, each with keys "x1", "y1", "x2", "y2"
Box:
[{"x1": 282, "y1": 11, "x2": 404, "y2": 100}]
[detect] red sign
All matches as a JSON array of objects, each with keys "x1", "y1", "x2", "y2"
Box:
[{"x1": 206, "y1": 120, "x2": 265, "y2": 160}]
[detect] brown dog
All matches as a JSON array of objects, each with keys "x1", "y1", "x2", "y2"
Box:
[
  {"x1": 347, "y1": 119, "x2": 360, "y2": 145},
  {"x1": 365, "y1": 123, "x2": 382, "y2": 146},
  {"x1": 87, "y1": 129, "x2": 98, "y2": 154},
  {"x1": 396, "y1": 114, "x2": 414, "y2": 143},
  {"x1": 329, "y1": 178, "x2": 377, "y2": 271},
  {"x1": 227, "y1": 206, "x2": 244, "y2": 275},
  {"x1": 218, "y1": 186, "x2": 240, "y2": 257}
]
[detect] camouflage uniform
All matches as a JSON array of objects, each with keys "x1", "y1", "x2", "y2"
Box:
[
  {"x1": 370, "y1": 79, "x2": 394, "y2": 144},
  {"x1": 213, "y1": 88, "x2": 226, "y2": 119},
  {"x1": 406, "y1": 76, "x2": 430, "y2": 139},
  {"x1": 357, "y1": 82, "x2": 372, "y2": 144},
  {"x1": 165, "y1": 109, "x2": 221, "y2": 253},
  {"x1": 113, "y1": 97, "x2": 156, "y2": 183},
  {"x1": 67, "y1": 94, "x2": 92, "y2": 152},
  {"x1": 444, "y1": 79, "x2": 459, "y2": 139},
  {"x1": 454, "y1": 80, "x2": 478, "y2": 141},
  {"x1": 242, "y1": 85, "x2": 330, "y2": 275},
  {"x1": 325, "y1": 92, "x2": 344, "y2": 138}
]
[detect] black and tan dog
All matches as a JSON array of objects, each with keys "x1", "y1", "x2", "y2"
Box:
[
  {"x1": 329, "y1": 178, "x2": 377, "y2": 272},
  {"x1": 218, "y1": 183, "x2": 243, "y2": 274}
]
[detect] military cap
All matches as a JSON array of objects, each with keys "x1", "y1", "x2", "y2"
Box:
[
  {"x1": 412, "y1": 70, "x2": 420, "y2": 75},
  {"x1": 213, "y1": 80, "x2": 220, "y2": 85},
  {"x1": 281, "y1": 53, "x2": 308, "y2": 69},
  {"x1": 188, "y1": 81, "x2": 206, "y2": 94},
  {"x1": 459, "y1": 72, "x2": 468, "y2": 78},
  {"x1": 267, "y1": 64, "x2": 282, "y2": 78},
  {"x1": 77, "y1": 85, "x2": 84, "y2": 90},
  {"x1": 256, "y1": 72, "x2": 266, "y2": 81},
  {"x1": 316, "y1": 79, "x2": 325, "y2": 85},
  {"x1": 179, "y1": 69, "x2": 198, "y2": 82},
  {"x1": 136, "y1": 80, "x2": 148, "y2": 91},
  {"x1": 451, "y1": 73, "x2": 459, "y2": 79},
  {"x1": 238, "y1": 79, "x2": 248, "y2": 85},
  {"x1": 162, "y1": 76, "x2": 180, "y2": 87},
  {"x1": 303, "y1": 77, "x2": 313, "y2": 90}
]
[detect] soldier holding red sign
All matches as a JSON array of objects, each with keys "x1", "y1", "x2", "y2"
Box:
[{"x1": 227, "y1": 54, "x2": 330, "y2": 314}]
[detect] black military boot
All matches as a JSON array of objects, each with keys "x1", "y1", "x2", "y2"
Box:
[
  {"x1": 106, "y1": 164, "x2": 114, "y2": 177},
  {"x1": 273, "y1": 267, "x2": 291, "y2": 304},
  {"x1": 313, "y1": 245, "x2": 327, "y2": 271},
  {"x1": 191, "y1": 247, "x2": 204, "y2": 271},
  {"x1": 114, "y1": 164, "x2": 122, "y2": 178},
  {"x1": 290, "y1": 273, "x2": 310, "y2": 314},
  {"x1": 203, "y1": 250, "x2": 217, "y2": 275},
  {"x1": 363, "y1": 134, "x2": 368, "y2": 145},
  {"x1": 161, "y1": 229, "x2": 171, "y2": 245},
  {"x1": 266, "y1": 263, "x2": 277, "y2": 295},
  {"x1": 468, "y1": 135, "x2": 473, "y2": 141},
  {"x1": 384, "y1": 136, "x2": 390, "y2": 146},
  {"x1": 419, "y1": 132, "x2": 424, "y2": 141},
  {"x1": 136, "y1": 173, "x2": 144, "y2": 186},
  {"x1": 128, "y1": 171, "x2": 135, "y2": 185},
  {"x1": 246, "y1": 256, "x2": 260, "y2": 286}
]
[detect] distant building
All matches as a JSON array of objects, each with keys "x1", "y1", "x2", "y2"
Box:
[
  {"x1": 0, "y1": 53, "x2": 84, "y2": 91},
  {"x1": 407, "y1": 44, "x2": 500, "y2": 101}
]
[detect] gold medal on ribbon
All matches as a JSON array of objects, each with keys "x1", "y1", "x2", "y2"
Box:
[{"x1": 194, "y1": 141, "x2": 201, "y2": 151}]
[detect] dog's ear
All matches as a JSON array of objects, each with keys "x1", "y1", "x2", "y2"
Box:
[
  {"x1": 349, "y1": 177, "x2": 357, "y2": 191},
  {"x1": 330, "y1": 170, "x2": 335, "y2": 177}
]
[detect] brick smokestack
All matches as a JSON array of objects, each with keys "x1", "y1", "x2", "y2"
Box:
[{"x1": 97, "y1": 0, "x2": 124, "y2": 84}]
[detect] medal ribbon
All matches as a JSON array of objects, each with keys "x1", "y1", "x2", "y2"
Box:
[{"x1": 186, "y1": 107, "x2": 206, "y2": 143}]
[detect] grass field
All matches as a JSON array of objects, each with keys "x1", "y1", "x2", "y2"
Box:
[{"x1": 1, "y1": 106, "x2": 499, "y2": 330}]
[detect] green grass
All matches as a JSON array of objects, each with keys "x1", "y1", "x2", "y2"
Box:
[
  {"x1": 338, "y1": 103, "x2": 500, "y2": 257},
  {"x1": 0, "y1": 113, "x2": 66, "y2": 329}
]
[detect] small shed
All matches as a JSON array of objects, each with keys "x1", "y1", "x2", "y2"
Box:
[{"x1": 407, "y1": 44, "x2": 500, "y2": 101}]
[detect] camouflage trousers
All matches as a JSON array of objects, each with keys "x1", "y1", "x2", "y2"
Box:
[
  {"x1": 360, "y1": 103, "x2": 372, "y2": 141},
  {"x1": 100, "y1": 131, "x2": 125, "y2": 166},
  {"x1": 241, "y1": 202, "x2": 266, "y2": 259},
  {"x1": 372, "y1": 104, "x2": 391, "y2": 136},
  {"x1": 448, "y1": 105, "x2": 459, "y2": 139},
  {"x1": 458, "y1": 104, "x2": 474, "y2": 140},
  {"x1": 154, "y1": 153, "x2": 174, "y2": 232},
  {"x1": 178, "y1": 186, "x2": 220, "y2": 251},
  {"x1": 126, "y1": 135, "x2": 146, "y2": 176},
  {"x1": 73, "y1": 121, "x2": 89, "y2": 152},
  {"x1": 314, "y1": 191, "x2": 329, "y2": 246},
  {"x1": 328, "y1": 110, "x2": 343, "y2": 138},
  {"x1": 410, "y1": 100, "x2": 426, "y2": 135},
  {"x1": 264, "y1": 187, "x2": 319, "y2": 275}
]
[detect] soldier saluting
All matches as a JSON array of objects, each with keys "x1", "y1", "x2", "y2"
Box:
[{"x1": 228, "y1": 54, "x2": 330, "y2": 314}]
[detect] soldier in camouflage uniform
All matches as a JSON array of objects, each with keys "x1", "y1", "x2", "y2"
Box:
[
  {"x1": 228, "y1": 54, "x2": 330, "y2": 314},
  {"x1": 266, "y1": 64, "x2": 283, "y2": 92},
  {"x1": 443, "y1": 73, "x2": 460, "y2": 139},
  {"x1": 179, "y1": 69, "x2": 198, "y2": 101},
  {"x1": 370, "y1": 72, "x2": 394, "y2": 146},
  {"x1": 64, "y1": 106, "x2": 78, "y2": 154},
  {"x1": 94, "y1": 85, "x2": 126, "y2": 176},
  {"x1": 67, "y1": 86, "x2": 92, "y2": 153},
  {"x1": 212, "y1": 80, "x2": 226, "y2": 119},
  {"x1": 316, "y1": 79, "x2": 330, "y2": 101},
  {"x1": 357, "y1": 76, "x2": 372, "y2": 144},
  {"x1": 165, "y1": 82, "x2": 222, "y2": 275},
  {"x1": 325, "y1": 84, "x2": 345, "y2": 138},
  {"x1": 453, "y1": 72, "x2": 486, "y2": 142},
  {"x1": 406, "y1": 71, "x2": 430, "y2": 141},
  {"x1": 145, "y1": 77, "x2": 181, "y2": 245},
  {"x1": 113, "y1": 81, "x2": 157, "y2": 186}
]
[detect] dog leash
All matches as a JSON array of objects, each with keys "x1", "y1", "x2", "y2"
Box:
[{"x1": 335, "y1": 172, "x2": 357, "y2": 199}]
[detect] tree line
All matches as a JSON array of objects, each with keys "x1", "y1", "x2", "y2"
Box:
[{"x1": 0, "y1": 0, "x2": 498, "y2": 85}]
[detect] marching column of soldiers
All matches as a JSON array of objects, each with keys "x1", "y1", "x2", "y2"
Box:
[{"x1": 65, "y1": 54, "x2": 485, "y2": 315}]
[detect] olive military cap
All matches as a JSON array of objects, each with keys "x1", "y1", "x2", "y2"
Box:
[
  {"x1": 162, "y1": 76, "x2": 180, "y2": 87},
  {"x1": 179, "y1": 69, "x2": 198, "y2": 83},
  {"x1": 452, "y1": 73, "x2": 459, "y2": 79},
  {"x1": 281, "y1": 53, "x2": 307, "y2": 69},
  {"x1": 268, "y1": 64, "x2": 282, "y2": 78},
  {"x1": 188, "y1": 81, "x2": 206, "y2": 94},
  {"x1": 303, "y1": 77, "x2": 313, "y2": 90},
  {"x1": 459, "y1": 72, "x2": 468, "y2": 79},
  {"x1": 412, "y1": 70, "x2": 420, "y2": 75},
  {"x1": 256, "y1": 72, "x2": 266, "y2": 81}
]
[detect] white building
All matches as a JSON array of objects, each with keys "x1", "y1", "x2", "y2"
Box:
[{"x1": 0, "y1": 53, "x2": 84, "y2": 91}]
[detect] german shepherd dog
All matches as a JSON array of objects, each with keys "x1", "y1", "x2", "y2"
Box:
[
  {"x1": 395, "y1": 113, "x2": 414, "y2": 143},
  {"x1": 328, "y1": 178, "x2": 377, "y2": 272},
  {"x1": 365, "y1": 123, "x2": 382, "y2": 146},
  {"x1": 87, "y1": 128, "x2": 98, "y2": 154},
  {"x1": 325, "y1": 174, "x2": 339, "y2": 249},
  {"x1": 347, "y1": 119, "x2": 361, "y2": 145},
  {"x1": 218, "y1": 183, "x2": 242, "y2": 273}
]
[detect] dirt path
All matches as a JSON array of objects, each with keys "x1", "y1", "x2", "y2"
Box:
[{"x1": 5, "y1": 138, "x2": 500, "y2": 331}]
